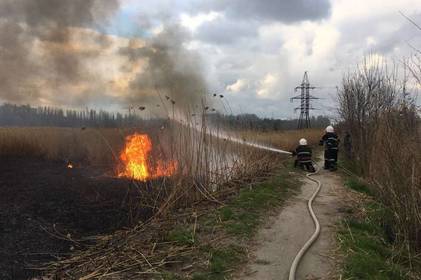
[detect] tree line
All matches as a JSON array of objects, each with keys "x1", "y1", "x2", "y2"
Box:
[
  {"x1": 0, "y1": 103, "x2": 331, "y2": 130},
  {"x1": 208, "y1": 113, "x2": 330, "y2": 131},
  {"x1": 0, "y1": 103, "x2": 142, "y2": 127}
]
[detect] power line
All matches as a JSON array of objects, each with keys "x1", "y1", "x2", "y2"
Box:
[{"x1": 290, "y1": 71, "x2": 319, "y2": 129}]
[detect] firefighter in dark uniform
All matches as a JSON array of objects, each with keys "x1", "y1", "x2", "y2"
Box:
[
  {"x1": 319, "y1": 125, "x2": 339, "y2": 171},
  {"x1": 291, "y1": 138, "x2": 315, "y2": 172}
]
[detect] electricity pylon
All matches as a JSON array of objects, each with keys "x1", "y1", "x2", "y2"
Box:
[{"x1": 290, "y1": 71, "x2": 319, "y2": 129}]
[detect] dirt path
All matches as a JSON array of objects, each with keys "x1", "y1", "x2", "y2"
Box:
[{"x1": 238, "y1": 161, "x2": 347, "y2": 280}]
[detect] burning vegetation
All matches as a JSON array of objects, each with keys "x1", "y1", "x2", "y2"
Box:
[
  {"x1": 118, "y1": 133, "x2": 177, "y2": 181},
  {"x1": 0, "y1": 1, "x2": 320, "y2": 279},
  {"x1": 0, "y1": 116, "x2": 288, "y2": 279}
]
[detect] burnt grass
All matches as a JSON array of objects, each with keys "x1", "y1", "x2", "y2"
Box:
[{"x1": 0, "y1": 156, "x2": 154, "y2": 280}]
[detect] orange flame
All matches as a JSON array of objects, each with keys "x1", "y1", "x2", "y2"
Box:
[
  {"x1": 155, "y1": 160, "x2": 178, "y2": 177},
  {"x1": 118, "y1": 133, "x2": 177, "y2": 181}
]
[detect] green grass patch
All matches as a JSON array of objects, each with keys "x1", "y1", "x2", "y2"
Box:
[
  {"x1": 217, "y1": 170, "x2": 299, "y2": 238},
  {"x1": 338, "y1": 157, "x2": 363, "y2": 177},
  {"x1": 209, "y1": 245, "x2": 246, "y2": 276},
  {"x1": 192, "y1": 245, "x2": 246, "y2": 280},
  {"x1": 339, "y1": 200, "x2": 410, "y2": 279},
  {"x1": 167, "y1": 227, "x2": 195, "y2": 246},
  {"x1": 161, "y1": 272, "x2": 183, "y2": 280},
  {"x1": 219, "y1": 207, "x2": 234, "y2": 221},
  {"x1": 344, "y1": 252, "x2": 407, "y2": 280},
  {"x1": 345, "y1": 177, "x2": 374, "y2": 196},
  {"x1": 339, "y1": 217, "x2": 409, "y2": 280},
  {"x1": 338, "y1": 173, "x2": 417, "y2": 279},
  {"x1": 191, "y1": 167, "x2": 300, "y2": 279}
]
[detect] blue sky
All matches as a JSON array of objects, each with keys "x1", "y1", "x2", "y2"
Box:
[{"x1": 105, "y1": 10, "x2": 142, "y2": 38}]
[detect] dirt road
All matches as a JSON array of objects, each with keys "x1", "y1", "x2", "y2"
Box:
[{"x1": 238, "y1": 163, "x2": 347, "y2": 280}]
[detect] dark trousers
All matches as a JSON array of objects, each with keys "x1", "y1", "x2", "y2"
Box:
[
  {"x1": 295, "y1": 160, "x2": 315, "y2": 172},
  {"x1": 324, "y1": 149, "x2": 338, "y2": 170}
]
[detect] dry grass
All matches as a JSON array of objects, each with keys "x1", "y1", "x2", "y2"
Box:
[
  {"x1": 0, "y1": 123, "x2": 311, "y2": 204},
  {"x1": 0, "y1": 127, "x2": 130, "y2": 165},
  {"x1": 240, "y1": 128, "x2": 323, "y2": 151},
  {"x1": 338, "y1": 56, "x2": 421, "y2": 266},
  {"x1": 370, "y1": 112, "x2": 421, "y2": 250},
  {"x1": 37, "y1": 163, "x2": 297, "y2": 280},
  {"x1": 0, "y1": 119, "x2": 287, "y2": 209},
  {"x1": 0, "y1": 114, "x2": 303, "y2": 278}
]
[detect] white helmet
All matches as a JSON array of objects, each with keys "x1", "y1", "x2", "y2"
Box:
[
  {"x1": 326, "y1": 125, "x2": 334, "y2": 133},
  {"x1": 299, "y1": 138, "x2": 307, "y2": 145}
]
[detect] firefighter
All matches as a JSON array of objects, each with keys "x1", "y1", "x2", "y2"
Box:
[
  {"x1": 319, "y1": 125, "x2": 339, "y2": 171},
  {"x1": 291, "y1": 138, "x2": 315, "y2": 172}
]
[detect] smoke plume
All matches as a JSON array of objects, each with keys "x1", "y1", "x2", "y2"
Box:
[
  {"x1": 119, "y1": 25, "x2": 209, "y2": 115},
  {"x1": 0, "y1": 0, "x2": 119, "y2": 105},
  {"x1": 0, "y1": 1, "x2": 209, "y2": 114}
]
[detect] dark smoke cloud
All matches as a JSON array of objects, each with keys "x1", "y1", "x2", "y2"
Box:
[
  {"x1": 0, "y1": 1, "x2": 209, "y2": 113},
  {"x1": 0, "y1": 20, "x2": 38, "y2": 103},
  {"x1": 0, "y1": 0, "x2": 119, "y2": 104},
  {"x1": 119, "y1": 25, "x2": 209, "y2": 113}
]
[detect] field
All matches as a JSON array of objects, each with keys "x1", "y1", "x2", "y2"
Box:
[
  {"x1": 1, "y1": 2, "x2": 421, "y2": 279},
  {"x1": 240, "y1": 128, "x2": 323, "y2": 151},
  {"x1": 0, "y1": 125, "x2": 322, "y2": 279}
]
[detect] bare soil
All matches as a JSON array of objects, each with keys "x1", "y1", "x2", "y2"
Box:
[
  {"x1": 0, "y1": 157, "x2": 152, "y2": 280},
  {"x1": 237, "y1": 163, "x2": 347, "y2": 280}
]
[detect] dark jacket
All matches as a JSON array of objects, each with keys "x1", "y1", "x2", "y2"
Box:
[
  {"x1": 319, "y1": 132, "x2": 339, "y2": 150},
  {"x1": 292, "y1": 145, "x2": 312, "y2": 163}
]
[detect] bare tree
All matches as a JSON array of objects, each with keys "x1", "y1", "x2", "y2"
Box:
[
  {"x1": 338, "y1": 56, "x2": 398, "y2": 175},
  {"x1": 338, "y1": 54, "x2": 421, "y2": 254}
]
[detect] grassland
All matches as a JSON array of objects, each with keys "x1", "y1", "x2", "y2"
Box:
[
  {"x1": 0, "y1": 127, "x2": 126, "y2": 165},
  {"x1": 161, "y1": 164, "x2": 301, "y2": 280},
  {"x1": 25, "y1": 152, "x2": 302, "y2": 279},
  {"x1": 338, "y1": 177, "x2": 421, "y2": 280},
  {"x1": 0, "y1": 125, "x2": 315, "y2": 278},
  {"x1": 240, "y1": 128, "x2": 323, "y2": 151}
]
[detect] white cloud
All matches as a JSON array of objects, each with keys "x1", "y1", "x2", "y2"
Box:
[
  {"x1": 180, "y1": 11, "x2": 221, "y2": 32},
  {"x1": 256, "y1": 73, "x2": 281, "y2": 98},
  {"x1": 331, "y1": 0, "x2": 421, "y2": 24},
  {"x1": 366, "y1": 36, "x2": 377, "y2": 47},
  {"x1": 226, "y1": 79, "x2": 248, "y2": 92},
  {"x1": 115, "y1": 0, "x2": 421, "y2": 117},
  {"x1": 6, "y1": 0, "x2": 421, "y2": 116}
]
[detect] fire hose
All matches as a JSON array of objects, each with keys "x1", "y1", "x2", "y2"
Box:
[
  {"x1": 188, "y1": 134, "x2": 322, "y2": 279},
  {"x1": 288, "y1": 161, "x2": 322, "y2": 280},
  {"x1": 244, "y1": 145, "x2": 322, "y2": 279}
]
